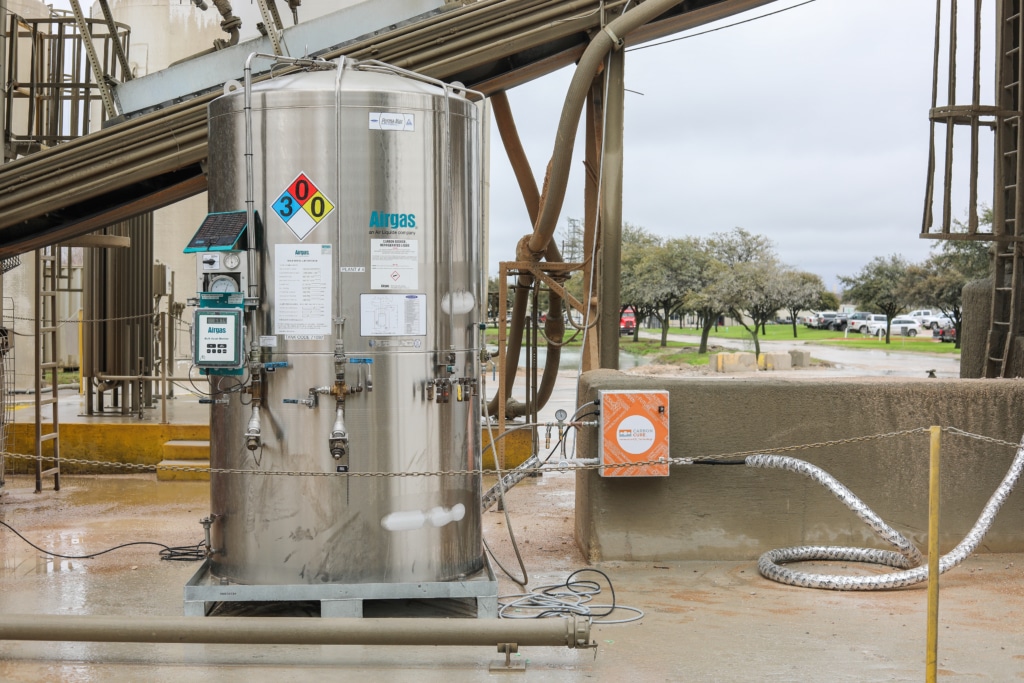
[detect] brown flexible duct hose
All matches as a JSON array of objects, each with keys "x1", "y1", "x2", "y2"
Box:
[
  {"x1": 527, "y1": 0, "x2": 687, "y2": 256},
  {"x1": 489, "y1": 92, "x2": 564, "y2": 419},
  {"x1": 494, "y1": 0, "x2": 686, "y2": 417}
]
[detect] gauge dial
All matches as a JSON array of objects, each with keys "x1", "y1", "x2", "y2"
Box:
[
  {"x1": 208, "y1": 274, "x2": 239, "y2": 293},
  {"x1": 223, "y1": 252, "x2": 241, "y2": 270}
]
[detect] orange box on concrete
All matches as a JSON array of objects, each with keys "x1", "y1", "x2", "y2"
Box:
[{"x1": 598, "y1": 390, "x2": 670, "y2": 477}]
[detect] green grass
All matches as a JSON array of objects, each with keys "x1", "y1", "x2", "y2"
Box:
[
  {"x1": 619, "y1": 339, "x2": 715, "y2": 366},
  {"x1": 661, "y1": 325, "x2": 960, "y2": 354},
  {"x1": 484, "y1": 322, "x2": 959, "y2": 367},
  {"x1": 484, "y1": 329, "x2": 721, "y2": 366}
]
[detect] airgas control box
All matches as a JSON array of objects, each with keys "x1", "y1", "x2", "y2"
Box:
[{"x1": 193, "y1": 307, "x2": 244, "y2": 372}]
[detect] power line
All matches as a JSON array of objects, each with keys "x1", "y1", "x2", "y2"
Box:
[{"x1": 626, "y1": 0, "x2": 819, "y2": 53}]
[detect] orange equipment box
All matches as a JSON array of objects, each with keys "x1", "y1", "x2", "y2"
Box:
[{"x1": 598, "y1": 390, "x2": 670, "y2": 477}]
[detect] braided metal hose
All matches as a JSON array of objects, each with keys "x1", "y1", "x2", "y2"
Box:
[{"x1": 746, "y1": 432, "x2": 1024, "y2": 590}]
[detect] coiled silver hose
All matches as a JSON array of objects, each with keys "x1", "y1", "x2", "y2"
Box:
[{"x1": 746, "y1": 432, "x2": 1024, "y2": 590}]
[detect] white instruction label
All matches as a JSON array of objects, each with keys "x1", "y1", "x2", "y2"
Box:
[
  {"x1": 274, "y1": 244, "x2": 332, "y2": 335},
  {"x1": 360, "y1": 294, "x2": 426, "y2": 337},
  {"x1": 371, "y1": 238, "x2": 418, "y2": 290}
]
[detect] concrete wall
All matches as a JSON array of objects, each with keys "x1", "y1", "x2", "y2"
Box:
[{"x1": 575, "y1": 370, "x2": 1024, "y2": 562}]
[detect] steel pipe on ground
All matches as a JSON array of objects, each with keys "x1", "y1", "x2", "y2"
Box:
[{"x1": 0, "y1": 614, "x2": 593, "y2": 648}]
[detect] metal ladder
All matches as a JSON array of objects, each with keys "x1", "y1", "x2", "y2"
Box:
[
  {"x1": 34, "y1": 247, "x2": 63, "y2": 492},
  {"x1": 984, "y1": 0, "x2": 1024, "y2": 377}
]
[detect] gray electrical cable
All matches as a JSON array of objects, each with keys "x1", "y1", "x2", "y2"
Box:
[{"x1": 747, "y1": 431, "x2": 1024, "y2": 590}]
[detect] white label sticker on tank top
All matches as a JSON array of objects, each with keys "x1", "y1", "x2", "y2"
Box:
[
  {"x1": 370, "y1": 238, "x2": 418, "y2": 290},
  {"x1": 274, "y1": 244, "x2": 332, "y2": 335},
  {"x1": 368, "y1": 112, "x2": 415, "y2": 132}
]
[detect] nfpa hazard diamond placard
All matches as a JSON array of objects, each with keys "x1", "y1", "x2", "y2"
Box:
[{"x1": 271, "y1": 172, "x2": 335, "y2": 240}]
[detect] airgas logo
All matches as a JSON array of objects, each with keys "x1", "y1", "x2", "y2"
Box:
[{"x1": 369, "y1": 211, "x2": 416, "y2": 229}]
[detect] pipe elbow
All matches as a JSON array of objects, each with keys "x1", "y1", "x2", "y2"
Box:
[{"x1": 516, "y1": 234, "x2": 543, "y2": 263}]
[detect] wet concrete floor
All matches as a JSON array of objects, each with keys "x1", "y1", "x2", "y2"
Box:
[
  {"x1": 6, "y1": 348, "x2": 1021, "y2": 680},
  {"x1": 0, "y1": 470, "x2": 1022, "y2": 681}
]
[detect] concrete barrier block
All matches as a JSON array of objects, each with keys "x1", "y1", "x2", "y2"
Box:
[
  {"x1": 575, "y1": 371, "x2": 1024, "y2": 562},
  {"x1": 710, "y1": 352, "x2": 758, "y2": 373},
  {"x1": 758, "y1": 353, "x2": 792, "y2": 371},
  {"x1": 788, "y1": 349, "x2": 811, "y2": 367}
]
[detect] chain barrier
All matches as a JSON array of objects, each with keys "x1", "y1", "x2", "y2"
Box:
[
  {"x1": 8, "y1": 425, "x2": 1011, "y2": 480},
  {"x1": 941, "y1": 426, "x2": 1023, "y2": 449},
  {"x1": 6, "y1": 311, "x2": 157, "y2": 325}
]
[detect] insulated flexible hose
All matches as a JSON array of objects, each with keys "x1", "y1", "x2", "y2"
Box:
[{"x1": 746, "y1": 432, "x2": 1024, "y2": 590}]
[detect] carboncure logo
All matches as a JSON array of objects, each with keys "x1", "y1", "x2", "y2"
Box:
[
  {"x1": 369, "y1": 211, "x2": 416, "y2": 229},
  {"x1": 616, "y1": 415, "x2": 656, "y2": 455}
]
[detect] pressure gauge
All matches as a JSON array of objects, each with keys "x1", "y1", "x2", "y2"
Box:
[
  {"x1": 555, "y1": 409, "x2": 568, "y2": 421},
  {"x1": 207, "y1": 274, "x2": 239, "y2": 293},
  {"x1": 223, "y1": 252, "x2": 241, "y2": 270}
]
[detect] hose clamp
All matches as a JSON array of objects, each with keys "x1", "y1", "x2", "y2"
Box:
[{"x1": 603, "y1": 25, "x2": 624, "y2": 49}]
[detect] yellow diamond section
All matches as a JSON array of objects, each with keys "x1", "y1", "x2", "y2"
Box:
[{"x1": 302, "y1": 190, "x2": 334, "y2": 223}]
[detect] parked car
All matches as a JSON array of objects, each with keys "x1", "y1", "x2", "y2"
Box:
[
  {"x1": 889, "y1": 317, "x2": 923, "y2": 337},
  {"x1": 861, "y1": 314, "x2": 890, "y2": 335},
  {"x1": 846, "y1": 312, "x2": 876, "y2": 333},
  {"x1": 619, "y1": 310, "x2": 636, "y2": 335},
  {"x1": 811, "y1": 311, "x2": 838, "y2": 329},
  {"x1": 934, "y1": 325, "x2": 957, "y2": 342},
  {"x1": 907, "y1": 309, "x2": 949, "y2": 330},
  {"x1": 799, "y1": 312, "x2": 819, "y2": 327}
]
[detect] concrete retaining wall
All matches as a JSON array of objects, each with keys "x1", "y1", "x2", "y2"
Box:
[{"x1": 575, "y1": 370, "x2": 1024, "y2": 562}]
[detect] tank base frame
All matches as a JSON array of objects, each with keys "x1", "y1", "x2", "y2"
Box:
[{"x1": 184, "y1": 558, "x2": 498, "y2": 618}]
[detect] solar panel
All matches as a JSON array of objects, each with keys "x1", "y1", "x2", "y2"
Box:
[{"x1": 184, "y1": 211, "x2": 258, "y2": 252}]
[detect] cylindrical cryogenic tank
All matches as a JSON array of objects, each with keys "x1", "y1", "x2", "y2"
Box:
[{"x1": 204, "y1": 59, "x2": 484, "y2": 585}]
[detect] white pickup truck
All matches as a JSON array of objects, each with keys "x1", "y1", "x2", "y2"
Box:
[{"x1": 907, "y1": 309, "x2": 952, "y2": 330}]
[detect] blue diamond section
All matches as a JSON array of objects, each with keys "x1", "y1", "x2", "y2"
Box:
[{"x1": 272, "y1": 191, "x2": 300, "y2": 223}]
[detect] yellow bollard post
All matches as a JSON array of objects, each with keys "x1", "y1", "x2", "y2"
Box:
[{"x1": 926, "y1": 425, "x2": 941, "y2": 683}]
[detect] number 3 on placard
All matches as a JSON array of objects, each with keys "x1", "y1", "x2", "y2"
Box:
[{"x1": 278, "y1": 195, "x2": 294, "y2": 217}]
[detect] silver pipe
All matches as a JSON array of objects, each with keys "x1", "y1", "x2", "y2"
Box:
[
  {"x1": 748, "y1": 432, "x2": 1024, "y2": 590},
  {"x1": 96, "y1": 373, "x2": 208, "y2": 382},
  {"x1": 0, "y1": 614, "x2": 592, "y2": 648},
  {"x1": 242, "y1": 52, "x2": 265, "y2": 304},
  {"x1": 333, "y1": 58, "x2": 347, "y2": 362}
]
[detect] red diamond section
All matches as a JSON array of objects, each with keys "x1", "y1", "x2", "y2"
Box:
[{"x1": 287, "y1": 173, "x2": 319, "y2": 207}]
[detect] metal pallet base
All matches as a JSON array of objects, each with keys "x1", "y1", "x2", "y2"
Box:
[{"x1": 184, "y1": 558, "x2": 498, "y2": 618}]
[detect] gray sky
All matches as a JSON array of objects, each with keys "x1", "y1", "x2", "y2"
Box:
[{"x1": 487, "y1": 0, "x2": 945, "y2": 291}]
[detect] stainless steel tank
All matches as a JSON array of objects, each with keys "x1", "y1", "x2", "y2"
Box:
[{"x1": 204, "y1": 59, "x2": 484, "y2": 585}]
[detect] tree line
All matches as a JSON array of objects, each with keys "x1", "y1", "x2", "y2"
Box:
[
  {"x1": 618, "y1": 223, "x2": 990, "y2": 352},
  {"x1": 617, "y1": 225, "x2": 827, "y2": 355},
  {"x1": 488, "y1": 219, "x2": 991, "y2": 354}
]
